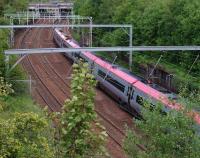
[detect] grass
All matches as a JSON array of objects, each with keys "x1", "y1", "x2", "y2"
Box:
[{"x1": 0, "y1": 95, "x2": 45, "y2": 120}]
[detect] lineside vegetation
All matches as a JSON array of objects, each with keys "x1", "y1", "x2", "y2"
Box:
[
  {"x1": 123, "y1": 89, "x2": 200, "y2": 158},
  {"x1": 51, "y1": 61, "x2": 108, "y2": 158}
]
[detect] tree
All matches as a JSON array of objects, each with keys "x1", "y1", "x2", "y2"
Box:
[
  {"x1": 57, "y1": 61, "x2": 107, "y2": 158},
  {"x1": 74, "y1": 0, "x2": 102, "y2": 23},
  {"x1": 123, "y1": 97, "x2": 200, "y2": 158},
  {"x1": 74, "y1": 0, "x2": 200, "y2": 91}
]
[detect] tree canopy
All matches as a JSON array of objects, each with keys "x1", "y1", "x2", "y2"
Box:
[{"x1": 74, "y1": 0, "x2": 200, "y2": 77}]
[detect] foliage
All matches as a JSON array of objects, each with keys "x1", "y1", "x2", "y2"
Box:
[
  {"x1": 74, "y1": 0, "x2": 200, "y2": 89},
  {"x1": 56, "y1": 61, "x2": 107, "y2": 158},
  {"x1": 0, "y1": 76, "x2": 13, "y2": 111},
  {"x1": 0, "y1": 3, "x2": 30, "y2": 95},
  {"x1": 0, "y1": 75, "x2": 54, "y2": 158},
  {"x1": 0, "y1": 112, "x2": 54, "y2": 158},
  {"x1": 0, "y1": 77, "x2": 13, "y2": 96},
  {"x1": 123, "y1": 98, "x2": 200, "y2": 158},
  {"x1": 0, "y1": 0, "x2": 48, "y2": 15},
  {"x1": 1, "y1": 95, "x2": 47, "y2": 119}
]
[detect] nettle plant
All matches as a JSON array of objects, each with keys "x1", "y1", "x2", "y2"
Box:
[
  {"x1": 0, "y1": 76, "x2": 13, "y2": 111},
  {"x1": 0, "y1": 77, "x2": 13, "y2": 96},
  {"x1": 57, "y1": 61, "x2": 108, "y2": 158}
]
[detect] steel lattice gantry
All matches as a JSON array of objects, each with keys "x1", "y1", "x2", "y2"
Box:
[
  {"x1": 28, "y1": 2, "x2": 74, "y2": 16},
  {"x1": 5, "y1": 15, "x2": 94, "y2": 47}
]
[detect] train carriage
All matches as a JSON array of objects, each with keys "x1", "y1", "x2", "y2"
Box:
[{"x1": 53, "y1": 28, "x2": 200, "y2": 126}]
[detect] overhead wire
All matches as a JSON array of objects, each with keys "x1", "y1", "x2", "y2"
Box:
[
  {"x1": 132, "y1": 52, "x2": 200, "y2": 79},
  {"x1": 187, "y1": 54, "x2": 200, "y2": 76},
  {"x1": 136, "y1": 51, "x2": 200, "y2": 59},
  {"x1": 147, "y1": 54, "x2": 163, "y2": 81}
]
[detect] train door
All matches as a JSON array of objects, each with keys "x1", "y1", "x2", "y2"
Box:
[{"x1": 90, "y1": 61, "x2": 95, "y2": 74}]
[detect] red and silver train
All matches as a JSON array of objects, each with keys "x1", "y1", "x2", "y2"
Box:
[{"x1": 53, "y1": 28, "x2": 200, "y2": 126}]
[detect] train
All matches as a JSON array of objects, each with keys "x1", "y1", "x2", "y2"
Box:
[{"x1": 53, "y1": 28, "x2": 200, "y2": 126}]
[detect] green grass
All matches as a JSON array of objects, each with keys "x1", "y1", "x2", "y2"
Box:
[{"x1": 1, "y1": 95, "x2": 45, "y2": 119}]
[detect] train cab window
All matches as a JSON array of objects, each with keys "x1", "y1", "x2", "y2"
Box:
[
  {"x1": 136, "y1": 95, "x2": 144, "y2": 106},
  {"x1": 106, "y1": 76, "x2": 125, "y2": 92}
]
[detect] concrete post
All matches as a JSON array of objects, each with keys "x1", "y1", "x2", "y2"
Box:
[
  {"x1": 5, "y1": 55, "x2": 9, "y2": 79},
  {"x1": 33, "y1": 13, "x2": 35, "y2": 24},
  {"x1": 27, "y1": 11, "x2": 29, "y2": 25},
  {"x1": 89, "y1": 17, "x2": 93, "y2": 47},
  {"x1": 29, "y1": 75, "x2": 32, "y2": 95}
]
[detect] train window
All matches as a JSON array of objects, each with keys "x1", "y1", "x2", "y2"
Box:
[
  {"x1": 106, "y1": 76, "x2": 125, "y2": 92},
  {"x1": 98, "y1": 70, "x2": 125, "y2": 92},
  {"x1": 98, "y1": 70, "x2": 106, "y2": 78},
  {"x1": 136, "y1": 95, "x2": 144, "y2": 106}
]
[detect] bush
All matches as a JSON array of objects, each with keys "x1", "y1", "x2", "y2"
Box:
[
  {"x1": 123, "y1": 98, "x2": 200, "y2": 158},
  {"x1": 0, "y1": 112, "x2": 54, "y2": 158}
]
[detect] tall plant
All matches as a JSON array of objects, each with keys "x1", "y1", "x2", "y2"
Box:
[{"x1": 59, "y1": 61, "x2": 107, "y2": 158}]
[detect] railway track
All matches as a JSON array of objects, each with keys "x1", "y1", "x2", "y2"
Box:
[
  {"x1": 15, "y1": 19, "x2": 135, "y2": 158},
  {"x1": 41, "y1": 49, "x2": 126, "y2": 147},
  {"x1": 19, "y1": 19, "x2": 64, "y2": 111}
]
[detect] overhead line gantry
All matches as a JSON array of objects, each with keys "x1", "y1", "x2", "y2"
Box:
[
  {"x1": 4, "y1": 46, "x2": 200, "y2": 74},
  {"x1": 0, "y1": 24, "x2": 133, "y2": 69},
  {"x1": 5, "y1": 46, "x2": 200, "y2": 55}
]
